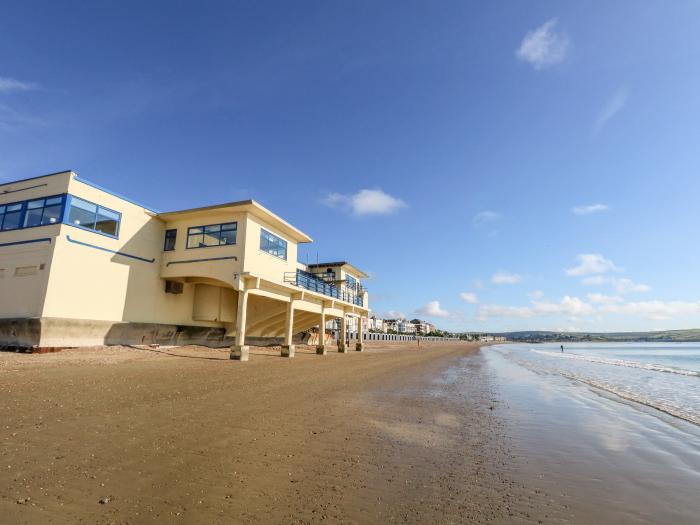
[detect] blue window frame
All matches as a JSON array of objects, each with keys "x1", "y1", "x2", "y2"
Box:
[
  {"x1": 67, "y1": 196, "x2": 121, "y2": 238},
  {"x1": 186, "y1": 222, "x2": 236, "y2": 249},
  {"x1": 260, "y1": 229, "x2": 287, "y2": 260},
  {"x1": 0, "y1": 202, "x2": 24, "y2": 231},
  {"x1": 164, "y1": 229, "x2": 177, "y2": 251},
  {"x1": 0, "y1": 194, "x2": 66, "y2": 232},
  {"x1": 23, "y1": 196, "x2": 64, "y2": 228}
]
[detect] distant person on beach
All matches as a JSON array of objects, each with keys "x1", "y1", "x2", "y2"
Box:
[{"x1": 560, "y1": 344, "x2": 564, "y2": 352}]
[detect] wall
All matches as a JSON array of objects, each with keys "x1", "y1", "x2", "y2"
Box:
[
  {"x1": 242, "y1": 213, "x2": 299, "y2": 286},
  {"x1": 0, "y1": 172, "x2": 72, "y2": 319}
]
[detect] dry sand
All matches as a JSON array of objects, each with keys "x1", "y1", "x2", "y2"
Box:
[{"x1": 0, "y1": 342, "x2": 564, "y2": 524}]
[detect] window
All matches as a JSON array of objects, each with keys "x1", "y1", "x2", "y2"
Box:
[
  {"x1": 260, "y1": 229, "x2": 287, "y2": 260},
  {"x1": 346, "y1": 274, "x2": 357, "y2": 289},
  {"x1": 67, "y1": 196, "x2": 120, "y2": 237},
  {"x1": 0, "y1": 203, "x2": 23, "y2": 231},
  {"x1": 186, "y1": 222, "x2": 236, "y2": 249},
  {"x1": 164, "y1": 229, "x2": 177, "y2": 251},
  {"x1": 23, "y1": 196, "x2": 64, "y2": 228}
]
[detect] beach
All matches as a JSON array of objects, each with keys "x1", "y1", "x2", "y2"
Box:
[{"x1": 1, "y1": 342, "x2": 699, "y2": 524}]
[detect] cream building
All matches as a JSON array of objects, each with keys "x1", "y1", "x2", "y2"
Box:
[{"x1": 0, "y1": 171, "x2": 369, "y2": 360}]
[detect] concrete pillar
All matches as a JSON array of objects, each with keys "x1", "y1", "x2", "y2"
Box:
[
  {"x1": 356, "y1": 316, "x2": 364, "y2": 351},
  {"x1": 338, "y1": 315, "x2": 347, "y2": 352},
  {"x1": 282, "y1": 299, "x2": 296, "y2": 357},
  {"x1": 316, "y1": 308, "x2": 326, "y2": 355},
  {"x1": 230, "y1": 289, "x2": 250, "y2": 361}
]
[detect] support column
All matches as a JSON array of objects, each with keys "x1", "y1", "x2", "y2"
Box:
[
  {"x1": 338, "y1": 315, "x2": 347, "y2": 352},
  {"x1": 281, "y1": 298, "x2": 296, "y2": 358},
  {"x1": 356, "y1": 316, "x2": 364, "y2": 352},
  {"x1": 316, "y1": 308, "x2": 326, "y2": 355},
  {"x1": 230, "y1": 289, "x2": 250, "y2": 361}
]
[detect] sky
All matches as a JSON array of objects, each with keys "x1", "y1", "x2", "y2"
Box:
[{"x1": 2, "y1": 1, "x2": 700, "y2": 333}]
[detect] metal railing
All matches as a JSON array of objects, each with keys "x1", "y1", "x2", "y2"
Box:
[{"x1": 285, "y1": 269, "x2": 364, "y2": 306}]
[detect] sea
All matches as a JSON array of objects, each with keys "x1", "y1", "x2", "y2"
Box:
[{"x1": 491, "y1": 342, "x2": 700, "y2": 426}]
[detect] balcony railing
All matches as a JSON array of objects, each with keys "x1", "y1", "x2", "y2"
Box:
[{"x1": 285, "y1": 269, "x2": 364, "y2": 306}]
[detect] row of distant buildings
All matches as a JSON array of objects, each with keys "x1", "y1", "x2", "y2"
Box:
[{"x1": 366, "y1": 317, "x2": 437, "y2": 335}]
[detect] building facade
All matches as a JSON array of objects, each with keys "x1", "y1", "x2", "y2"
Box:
[{"x1": 0, "y1": 171, "x2": 369, "y2": 359}]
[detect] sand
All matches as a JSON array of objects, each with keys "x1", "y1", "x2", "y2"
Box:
[{"x1": 0, "y1": 342, "x2": 565, "y2": 524}]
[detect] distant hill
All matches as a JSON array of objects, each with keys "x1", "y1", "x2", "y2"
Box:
[{"x1": 500, "y1": 329, "x2": 700, "y2": 343}]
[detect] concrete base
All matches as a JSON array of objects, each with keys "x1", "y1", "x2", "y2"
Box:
[
  {"x1": 316, "y1": 345, "x2": 326, "y2": 355},
  {"x1": 281, "y1": 345, "x2": 295, "y2": 358},
  {"x1": 230, "y1": 345, "x2": 250, "y2": 361},
  {"x1": 355, "y1": 343, "x2": 364, "y2": 352}
]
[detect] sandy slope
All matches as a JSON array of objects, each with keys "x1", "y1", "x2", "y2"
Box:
[{"x1": 0, "y1": 342, "x2": 563, "y2": 524}]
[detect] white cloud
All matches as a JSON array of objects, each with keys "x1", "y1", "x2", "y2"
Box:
[
  {"x1": 0, "y1": 77, "x2": 36, "y2": 92},
  {"x1": 460, "y1": 292, "x2": 479, "y2": 304},
  {"x1": 587, "y1": 293, "x2": 623, "y2": 305},
  {"x1": 322, "y1": 189, "x2": 406, "y2": 216},
  {"x1": 516, "y1": 18, "x2": 570, "y2": 70},
  {"x1": 599, "y1": 300, "x2": 700, "y2": 321},
  {"x1": 491, "y1": 271, "x2": 522, "y2": 285},
  {"x1": 582, "y1": 276, "x2": 650, "y2": 295},
  {"x1": 566, "y1": 253, "x2": 620, "y2": 276},
  {"x1": 478, "y1": 294, "x2": 695, "y2": 323},
  {"x1": 378, "y1": 309, "x2": 405, "y2": 320},
  {"x1": 478, "y1": 295, "x2": 594, "y2": 320},
  {"x1": 472, "y1": 210, "x2": 501, "y2": 228},
  {"x1": 416, "y1": 300, "x2": 450, "y2": 318},
  {"x1": 529, "y1": 290, "x2": 544, "y2": 300},
  {"x1": 572, "y1": 203, "x2": 609, "y2": 215},
  {"x1": 611, "y1": 278, "x2": 651, "y2": 294},
  {"x1": 593, "y1": 88, "x2": 628, "y2": 135}
]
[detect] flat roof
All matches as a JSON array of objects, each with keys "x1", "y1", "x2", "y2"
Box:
[
  {"x1": 307, "y1": 261, "x2": 369, "y2": 279},
  {"x1": 158, "y1": 200, "x2": 313, "y2": 244}
]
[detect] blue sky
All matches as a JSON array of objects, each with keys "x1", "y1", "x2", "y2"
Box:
[{"x1": 2, "y1": 1, "x2": 700, "y2": 332}]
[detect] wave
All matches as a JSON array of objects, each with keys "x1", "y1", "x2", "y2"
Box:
[
  {"x1": 529, "y1": 349, "x2": 700, "y2": 377},
  {"x1": 556, "y1": 371, "x2": 700, "y2": 427}
]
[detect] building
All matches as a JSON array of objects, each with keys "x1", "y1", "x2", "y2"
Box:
[
  {"x1": 367, "y1": 316, "x2": 385, "y2": 333},
  {"x1": 410, "y1": 319, "x2": 436, "y2": 335},
  {"x1": 0, "y1": 171, "x2": 369, "y2": 360}
]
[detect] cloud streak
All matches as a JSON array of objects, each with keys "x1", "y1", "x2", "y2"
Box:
[
  {"x1": 572, "y1": 203, "x2": 609, "y2": 215},
  {"x1": 593, "y1": 88, "x2": 627, "y2": 135},
  {"x1": 516, "y1": 18, "x2": 570, "y2": 70},
  {"x1": 0, "y1": 77, "x2": 37, "y2": 93}
]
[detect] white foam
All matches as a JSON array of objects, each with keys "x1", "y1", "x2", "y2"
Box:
[{"x1": 530, "y1": 349, "x2": 700, "y2": 377}]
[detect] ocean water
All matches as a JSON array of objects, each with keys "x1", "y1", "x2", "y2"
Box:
[{"x1": 491, "y1": 342, "x2": 700, "y2": 426}]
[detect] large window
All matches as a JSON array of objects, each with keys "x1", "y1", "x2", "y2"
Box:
[
  {"x1": 260, "y1": 229, "x2": 287, "y2": 260},
  {"x1": 187, "y1": 222, "x2": 236, "y2": 249},
  {"x1": 23, "y1": 196, "x2": 64, "y2": 228},
  {"x1": 163, "y1": 229, "x2": 177, "y2": 251},
  {"x1": 0, "y1": 203, "x2": 24, "y2": 231},
  {"x1": 67, "y1": 196, "x2": 120, "y2": 237}
]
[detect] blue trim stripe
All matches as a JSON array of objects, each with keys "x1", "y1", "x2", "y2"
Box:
[
  {"x1": 73, "y1": 176, "x2": 159, "y2": 213},
  {"x1": 166, "y1": 255, "x2": 238, "y2": 267},
  {"x1": 66, "y1": 235, "x2": 155, "y2": 263},
  {"x1": 0, "y1": 237, "x2": 52, "y2": 248}
]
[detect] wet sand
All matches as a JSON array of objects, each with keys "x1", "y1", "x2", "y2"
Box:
[
  {"x1": 1, "y1": 342, "x2": 563, "y2": 524},
  {"x1": 484, "y1": 346, "x2": 700, "y2": 525}
]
